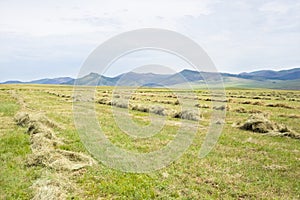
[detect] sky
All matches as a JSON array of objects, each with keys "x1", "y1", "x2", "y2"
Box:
[{"x1": 0, "y1": 0, "x2": 300, "y2": 81}]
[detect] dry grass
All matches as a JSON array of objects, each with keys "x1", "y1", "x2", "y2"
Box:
[
  {"x1": 233, "y1": 113, "x2": 300, "y2": 139},
  {"x1": 14, "y1": 112, "x2": 96, "y2": 170},
  {"x1": 149, "y1": 105, "x2": 167, "y2": 116},
  {"x1": 278, "y1": 114, "x2": 300, "y2": 119},
  {"x1": 195, "y1": 103, "x2": 210, "y2": 109},
  {"x1": 14, "y1": 109, "x2": 96, "y2": 199},
  {"x1": 266, "y1": 103, "x2": 294, "y2": 109},
  {"x1": 173, "y1": 109, "x2": 201, "y2": 121}
]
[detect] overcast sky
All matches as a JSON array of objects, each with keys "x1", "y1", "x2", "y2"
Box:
[{"x1": 0, "y1": 0, "x2": 300, "y2": 81}]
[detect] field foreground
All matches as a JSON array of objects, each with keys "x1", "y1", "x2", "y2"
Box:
[{"x1": 0, "y1": 84, "x2": 299, "y2": 199}]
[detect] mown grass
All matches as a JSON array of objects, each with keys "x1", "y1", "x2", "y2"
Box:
[{"x1": 0, "y1": 84, "x2": 299, "y2": 199}]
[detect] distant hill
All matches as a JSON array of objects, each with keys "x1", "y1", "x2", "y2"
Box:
[
  {"x1": 63, "y1": 72, "x2": 170, "y2": 86},
  {"x1": 1, "y1": 68, "x2": 300, "y2": 90},
  {"x1": 238, "y1": 68, "x2": 300, "y2": 80},
  {"x1": 2, "y1": 77, "x2": 73, "y2": 85},
  {"x1": 2, "y1": 80, "x2": 23, "y2": 84}
]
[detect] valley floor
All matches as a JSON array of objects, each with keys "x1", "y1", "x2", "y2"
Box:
[{"x1": 0, "y1": 84, "x2": 299, "y2": 199}]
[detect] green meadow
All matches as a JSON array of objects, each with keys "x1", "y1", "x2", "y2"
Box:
[{"x1": 0, "y1": 84, "x2": 299, "y2": 199}]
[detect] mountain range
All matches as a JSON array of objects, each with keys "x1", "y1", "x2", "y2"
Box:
[{"x1": 1, "y1": 68, "x2": 300, "y2": 90}]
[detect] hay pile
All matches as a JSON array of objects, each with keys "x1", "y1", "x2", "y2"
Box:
[
  {"x1": 234, "y1": 113, "x2": 300, "y2": 139},
  {"x1": 149, "y1": 105, "x2": 167, "y2": 116},
  {"x1": 173, "y1": 109, "x2": 201, "y2": 121},
  {"x1": 195, "y1": 104, "x2": 210, "y2": 109},
  {"x1": 213, "y1": 105, "x2": 229, "y2": 111},
  {"x1": 131, "y1": 104, "x2": 149, "y2": 112},
  {"x1": 233, "y1": 107, "x2": 263, "y2": 114},
  {"x1": 111, "y1": 100, "x2": 129, "y2": 109},
  {"x1": 31, "y1": 173, "x2": 73, "y2": 200}
]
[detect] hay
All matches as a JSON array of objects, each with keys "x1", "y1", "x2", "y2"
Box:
[
  {"x1": 14, "y1": 112, "x2": 30, "y2": 127},
  {"x1": 249, "y1": 109, "x2": 263, "y2": 114},
  {"x1": 234, "y1": 114, "x2": 299, "y2": 139},
  {"x1": 149, "y1": 105, "x2": 167, "y2": 116},
  {"x1": 173, "y1": 109, "x2": 201, "y2": 121},
  {"x1": 31, "y1": 173, "x2": 74, "y2": 200},
  {"x1": 195, "y1": 104, "x2": 210, "y2": 109},
  {"x1": 8, "y1": 90, "x2": 27, "y2": 109},
  {"x1": 49, "y1": 150, "x2": 96, "y2": 171},
  {"x1": 213, "y1": 105, "x2": 229, "y2": 111},
  {"x1": 38, "y1": 115, "x2": 64, "y2": 129},
  {"x1": 252, "y1": 101, "x2": 264, "y2": 106},
  {"x1": 31, "y1": 179, "x2": 67, "y2": 200},
  {"x1": 131, "y1": 104, "x2": 149, "y2": 112},
  {"x1": 239, "y1": 114, "x2": 274, "y2": 133},
  {"x1": 15, "y1": 111, "x2": 96, "y2": 171},
  {"x1": 234, "y1": 107, "x2": 247, "y2": 113},
  {"x1": 233, "y1": 107, "x2": 263, "y2": 114},
  {"x1": 96, "y1": 98, "x2": 109, "y2": 105},
  {"x1": 278, "y1": 114, "x2": 300, "y2": 119},
  {"x1": 13, "y1": 95, "x2": 96, "y2": 198},
  {"x1": 241, "y1": 101, "x2": 252, "y2": 105},
  {"x1": 266, "y1": 103, "x2": 294, "y2": 109},
  {"x1": 111, "y1": 100, "x2": 129, "y2": 109}
]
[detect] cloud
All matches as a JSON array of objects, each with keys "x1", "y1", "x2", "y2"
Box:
[
  {"x1": 0, "y1": 0, "x2": 300, "y2": 81},
  {"x1": 0, "y1": 0, "x2": 213, "y2": 36},
  {"x1": 259, "y1": 1, "x2": 293, "y2": 14}
]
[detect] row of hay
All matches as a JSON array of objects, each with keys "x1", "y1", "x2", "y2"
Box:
[
  {"x1": 46, "y1": 91, "x2": 72, "y2": 99},
  {"x1": 198, "y1": 97, "x2": 229, "y2": 103},
  {"x1": 8, "y1": 90, "x2": 27, "y2": 109},
  {"x1": 15, "y1": 112, "x2": 95, "y2": 171},
  {"x1": 153, "y1": 99, "x2": 180, "y2": 105},
  {"x1": 228, "y1": 95, "x2": 272, "y2": 100},
  {"x1": 238, "y1": 101, "x2": 264, "y2": 106},
  {"x1": 96, "y1": 98, "x2": 202, "y2": 121},
  {"x1": 233, "y1": 107, "x2": 263, "y2": 114},
  {"x1": 196, "y1": 103, "x2": 263, "y2": 114},
  {"x1": 266, "y1": 103, "x2": 294, "y2": 109},
  {"x1": 278, "y1": 114, "x2": 300, "y2": 119},
  {"x1": 8, "y1": 90, "x2": 88, "y2": 199},
  {"x1": 14, "y1": 111, "x2": 96, "y2": 199},
  {"x1": 195, "y1": 103, "x2": 210, "y2": 109}
]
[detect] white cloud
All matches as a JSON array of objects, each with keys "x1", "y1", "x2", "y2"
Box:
[
  {"x1": 0, "y1": 0, "x2": 212, "y2": 36},
  {"x1": 259, "y1": 1, "x2": 293, "y2": 14},
  {"x1": 0, "y1": 0, "x2": 300, "y2": 81}
]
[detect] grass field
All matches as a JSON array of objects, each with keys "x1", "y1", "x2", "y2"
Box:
[{"x1": 0, "y1": 84, "x2": 299, "y2": 199}]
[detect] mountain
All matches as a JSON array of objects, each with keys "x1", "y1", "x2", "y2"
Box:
[
  {"x1": 30, "y1": 77, "x2": 74, "y2": 84},
  {"x1": 63, "y1": 73, "x2": 117, "y2": 86},
  {"x1": 1, "y1": 77, "x2": 74, "y2": 85},
  {"x1": 1, "y1": 68, "x2": 300, "y2": 90},
  {"x1": 2, "y1": 80, "x2": 23, "y2": 84},
  {"x1": 115, "y1": 72, "x2": 169, "y2": 86},
  {"x1": 63, "y1": 72, "x2": 170, "y2": 86},
  {"x1": 238, "y1": 68, "x2": 300, "y2": 80}
]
